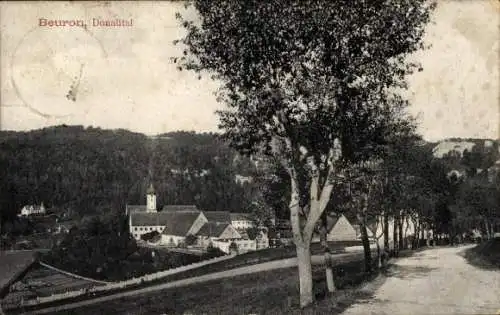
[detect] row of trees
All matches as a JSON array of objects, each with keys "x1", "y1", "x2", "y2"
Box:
[{"x1": 175, "y1": 0, "x2": 496, "y2": 308}]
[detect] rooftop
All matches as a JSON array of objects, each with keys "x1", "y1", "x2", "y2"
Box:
[
  {"x1": 229, "y1": 213, "x2": 252, "y2": 221},
  {"x1": 204, "y1": 211, "x2": 231, "y2": 223},
  {"x1": 147, "y1": 183, "x2": 155, "y2": 194},
  {"x1": 162, "y1": 205, "x2": 199, "y2": 212},
  {"x1": 131, "y1": 211, "x2": 202, "y2": 236},
  {"x1": 196, "y1": 222, "x2": 231, "y2": 238}
]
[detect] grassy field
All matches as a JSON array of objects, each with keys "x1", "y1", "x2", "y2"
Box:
[
  {"x1": 464, "y1": 237, "x2": 500, "y2": 269},
  {"x1": 150, "y1": 240, "x2": 361, "y2": 284},
  {"x1": 1, "y1": 241, "x2": 365, "y2": 314},
  {"x1": 50, "y1": 258, "x2": 381, "y2": 315}
]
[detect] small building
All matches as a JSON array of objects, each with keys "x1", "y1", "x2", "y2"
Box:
[
  {"x1": 160, "y1": 211, "x2": 207, "y2": 247},
  {"x1": 326, "y1": 214, "x2": 358, "y2": 242},
  {"x1": 53, "y1": 224, "x2": 70, "y2": 235},
  {"x1": 234, "y1": 239, "x2": 256, "y2": 253},
  {"x1": 126, "y1": 184, "x2": 260, "y2": 249},
  {"x1": 196, "y1": 222, "x2": 242, "y2": 248},
  {"x1": 18, "y1": 203, "x2": 46, "y2": 217},
  {"x1": 229, "y1": 213, "x2": 254, "y2": 230},
  {"x1": 255, "y1": 228, "x2": 269, "y2": 250}
]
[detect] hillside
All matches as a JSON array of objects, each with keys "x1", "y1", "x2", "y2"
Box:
[
  {"x1": 1, "y1": 126, "x2": 498, "y2": 230},
  {"x1": 0, "y1": 126, "x2": 258, "y2": 225},
  {"x1": 431, "y1": 138, "x2": 499, "y2": 159}
]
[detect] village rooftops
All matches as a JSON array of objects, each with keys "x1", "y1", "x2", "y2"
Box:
[
  {"x1": 161, "y1": 211, "x2": 203, "y2": 236},
  {"x1": 126, "y1": 205, "x2": 148, "y2": 215},
  {"x1": 162, "y1": 205, "x2": 199, "y2": 212},
  {"x1": 204, "y1": 211, "x2": 231, "y2": 223},
  {"x1": 196, "y1": 222, "x2": 231, "y2": 238},
  {"x1": 229, "y1": 213, "x2": 252, "y2": 221},
  {"x1": 131, "y1": 211, "x2": 203, "y2": 236},
  {"x1": 130, "y1": 211, "x2": 173, "y2": 226}
]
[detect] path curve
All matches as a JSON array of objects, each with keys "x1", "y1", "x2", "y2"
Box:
[{"x1": 342, "y1": 245, "x2": 500, "y2": 315}]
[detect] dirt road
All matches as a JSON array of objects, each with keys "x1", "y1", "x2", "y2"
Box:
[
  {"x1": 26, "y1": 251, "x2": 367, "y2": 314},
  {"x1": 342, "y1": 245, "x2": 500, "y2": 315}
]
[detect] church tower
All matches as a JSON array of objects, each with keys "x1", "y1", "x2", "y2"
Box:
[{"x1": 146, "y1": 183, "x2": 157, "y2": 213}]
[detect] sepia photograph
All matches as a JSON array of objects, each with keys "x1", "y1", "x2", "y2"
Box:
[{"x1": 0, "y1": 1, "x2": 499, "y2": 314}]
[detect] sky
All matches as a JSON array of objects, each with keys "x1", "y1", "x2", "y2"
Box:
[{"x1": 0, "y1": 1, "x2": 498, "y2": 142}]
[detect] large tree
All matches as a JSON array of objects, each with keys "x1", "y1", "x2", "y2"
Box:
[{"x1": 176, "y1": 0, "x2": 435, "y2": 307}]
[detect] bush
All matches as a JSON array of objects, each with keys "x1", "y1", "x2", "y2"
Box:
[{"x1": 205, "y1": 246, "x2": 226, "y2": 259}]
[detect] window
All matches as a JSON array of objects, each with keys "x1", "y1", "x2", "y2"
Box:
[{"x1": 134, "y1": 227, "x2": 138, "y2": 231}]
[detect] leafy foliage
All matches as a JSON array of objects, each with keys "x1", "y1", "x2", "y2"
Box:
[
  {"x1": 176, "y1": 0, "x2": 436, "y2": 306},
  {"x1": 176, "y1": 0, "x2": 435, "y2": 164}
]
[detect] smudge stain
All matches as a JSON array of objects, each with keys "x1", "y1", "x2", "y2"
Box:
[
  {"x1": 435, "y1": 110, "x2": 444, "y2": 120},
  {"x1": 8, "y1": 25, "x2": 108, "y2": 119}
]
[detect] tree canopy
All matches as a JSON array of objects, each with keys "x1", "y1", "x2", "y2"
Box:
[{"x1": 176, "y1": 0, "x2": 436, "y2": 307}]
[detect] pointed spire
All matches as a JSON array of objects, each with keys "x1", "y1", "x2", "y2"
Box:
[{"x1": 147, "y1": 183, "x2": 155, "y2": 195}]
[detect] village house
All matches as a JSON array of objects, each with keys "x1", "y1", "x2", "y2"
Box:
[
  {"x1": 229, "y1": 213, "x2": 254, "y2": 230},
  {"x1": 18, "y1": 203, "x2": 46, "y2": 217},
  {"x1": 255, "y1": 228, "x2": 270, "y2": 250},
  {"x1": 196, "y1": 222, "x2": 242, "y2": 248},
  {"x1": 160, "y1": 211, "x2": 207, "y2": 246},
  {"x1": 323, "y1": 214, "x2": 358, "y2": 242},
  {"x1": 126, "y1": 184, "x2": 269, "y2": 252},
  {"x1": 309, "y1": 213, "x2": 375, "y2": 243}
]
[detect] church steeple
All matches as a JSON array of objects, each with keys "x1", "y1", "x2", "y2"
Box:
[
  {"x1": 146, "y1": 183, "x2": 157, "y2": 213},
  {"x1": 147, "y1": 183, "x2": 155, "y2": 195}
]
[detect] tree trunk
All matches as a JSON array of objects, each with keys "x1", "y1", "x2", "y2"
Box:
[
  {"x1": 484, "y1": 218, "x2": 492, "y2": 240},
  {"x1": 404, "y1": 215, "x2": 411, "y2": 249},
  {"x1": 393, "y1": 216, "x2": 399, "y2": 256},
  {"x1": 287, "y1": 165, "x2": 315, "y2": 308},
  {"x1": 375, "y1": 239, "x2": 382, "y2": 268},
  {"x1": 358, "y1": 214, "x2": 372, "y2": 273},
  {"x1": 383, "y1": 211, "x2": 389, "y2": 251},
  {"x1": 414, "y1": 222, "x2": 420, "y2": 249},
  {"x1": 398, "y1": 214, "x2": 404, "y2": 250},
  {"x1": 296, "y1": 244, "x2": 313, "y2": 307},
  {"x1": 320, "y1": 213, "x2": 335, "y2": 293}
]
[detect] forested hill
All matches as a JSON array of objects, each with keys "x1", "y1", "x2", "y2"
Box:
[{"x1": 0, "y1": 125, "x2": 258, "y2": 221}]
